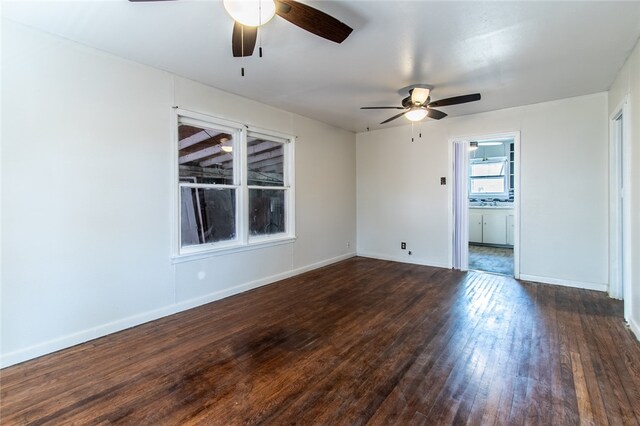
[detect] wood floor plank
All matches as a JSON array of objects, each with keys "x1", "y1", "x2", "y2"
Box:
[{"x1": 2, "y1": 258, "x2": 640, "y2": 425}]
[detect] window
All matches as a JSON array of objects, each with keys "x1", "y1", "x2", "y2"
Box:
[
  {"x1": 175, "y1": 110, "x2": 294, "y2": 257},
  {"x1": 469, "y1": 158, "x2": 509, "y2": 198},
  {"x1": 247, "y1": 134, "x2": 287, "y2": 237}
]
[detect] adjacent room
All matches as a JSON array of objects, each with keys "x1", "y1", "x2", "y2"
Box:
[
  {"x1": 466, "y1": 137, "x2": 516, "y2": 276},
  {"x1": 2, "y1": 1, "x2": 640, "y2": 423}
]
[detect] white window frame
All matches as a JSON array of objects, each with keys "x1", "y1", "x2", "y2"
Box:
[
  {"x1": 469, "y1": 157, "x2": 510, "y2": 198},
  {"x1": 172, "y1": 108, "x2": 296, "y2": 262}
]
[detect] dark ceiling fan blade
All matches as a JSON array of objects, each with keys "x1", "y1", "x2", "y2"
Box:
[
  {"x1": 426, "y1": 109, "x2": 447, "y2": 120},
  {"x1": 232, "y1": 22, "x2": 257, "y2": 57},
  {"x1": 361, "y1": 106, "x2": 405, "y2": 110},
  {"x1": 428, "y1": 93, "x2": 481, "y2": 108},
  {"x1": 275, "y1": 0, "x2": 353, "y2": 44},
  {"x1": 380, "y1": 111, "x2": 408, "y2": 124}
]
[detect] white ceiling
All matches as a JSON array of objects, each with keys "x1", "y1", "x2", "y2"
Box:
[{"x1": 3, "y1": 1, "x2": 640, "y2": 133}]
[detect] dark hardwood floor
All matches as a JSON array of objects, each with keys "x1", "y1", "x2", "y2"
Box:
[{"x1": 2, "y1": 257, "x2": 640, "y2": 425}]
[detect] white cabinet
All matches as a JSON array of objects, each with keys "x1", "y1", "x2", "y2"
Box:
[
  {"x1": 483, "y1": 215, "x2": 507, "y2": 244},
  {"x1": 506, "y1": 214, "x2": 514, "y2": 245},
  {"x1": 469, "y1": 213, "x2": 483, "y2": 243},
  {"x1": 469, "y1": 208, "x2": 514, "y2": 247}
]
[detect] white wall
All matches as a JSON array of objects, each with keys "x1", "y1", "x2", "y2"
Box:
[
  {"x1": 357, "y1": 93, "x2": 609, "y2": 290},
  {"x1": 608, "y1": 38, "x2": 640, "y2": 339},
  {"x1": 1, "y1": 20, "x2": 356, "y2": 367}
]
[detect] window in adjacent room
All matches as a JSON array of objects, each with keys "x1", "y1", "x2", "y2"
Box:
[
  {"x1": 469, "y1": 158, "x2": 509, "y2": 198},
  {"x1": 176, "y1": 110, "x2": 295, "y2": 257}
]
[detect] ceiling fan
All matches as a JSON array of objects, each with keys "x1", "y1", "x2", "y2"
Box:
[
  {"x1": 129, "y1": 0, "x2": 353, "y2": 58},
  {"x1": 361, "y1": 87, "x2": 481, "y2": 124}
]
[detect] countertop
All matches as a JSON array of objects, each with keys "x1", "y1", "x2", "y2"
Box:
[{"x1": 469, "y1": 205, "x2": 514, "y2": 210}]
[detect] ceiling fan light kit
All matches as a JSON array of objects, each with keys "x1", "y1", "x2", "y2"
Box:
[
  {"x1": 223, "y1": 0, "x2": 276, "y2": 27},
  {"x1": 410, "y1": 87, "x2": 430, "y2": 105},
  {"x1": 405, "y1": 108, "x2": 428, "y2": 122}
]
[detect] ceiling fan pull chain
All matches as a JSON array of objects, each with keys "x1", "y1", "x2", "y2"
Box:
[
  {"x1": 240, "y1": 25, "x2": 245, "y2": 76},
  {"x1": 411, "y1": 121, "x2": 414, "y2": 142},
  {"x1": 258, "y1": 2, "x2": 263, "y2": 58}
]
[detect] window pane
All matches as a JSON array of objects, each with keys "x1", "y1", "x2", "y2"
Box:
[
  {"x1": 178, "y1": 123, "x2": 234, "y2": 185},
  {"x1": 181, "y1": 187, "x2": 236, "y2": 247},
  {"x1": 470, "y1": 161, "x2": 505, "y2": 177},
  {"x1": 471, "y1": 177, "x2": 506, "y2": 194},
  {"x1": 249, "y1": 189, "x2": 285, "y2": 236},
  {"x1": 247, "y1": 136, "x2": 284, "y2": 187}
]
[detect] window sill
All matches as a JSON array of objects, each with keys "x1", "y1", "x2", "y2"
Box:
[{"x1": 171, "y1": 235, "x2": 297, "y2": 264}]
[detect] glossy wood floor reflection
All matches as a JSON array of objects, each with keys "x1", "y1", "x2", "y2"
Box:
[{"x1": 3, "y1": 258, "x2": 640, "y2": 425}]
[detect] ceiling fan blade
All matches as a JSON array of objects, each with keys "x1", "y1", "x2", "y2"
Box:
[
  {"x1": 232, "y1": 22, "x2": 257, "y2": 57},
  {"x1": 380, "y1": 111, "x2": 408, "y2": 124},
  {"x1": 361, "y1": 106, "x2": 405, "y2": 110},
  {"x1": 426, "y1": 109, "x2": 447, "y2": 120},
  {"x1": 428, "y1": 93, "x2": 481, "y2": 108},
  {"x1": 275, "y1": 0, "x2": 353, "y2": 44}
]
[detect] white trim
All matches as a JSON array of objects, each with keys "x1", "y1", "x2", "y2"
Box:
[
  {"x1": 357, "y1": 251, "x2": 450, "y2": 269},
  {"x1": 629, "y1": 317, "x2": 640, "y2": 343},
  {"x1": 247, "y1": 125, "x2": 296, "y2": 143},
  {"x1": 172, "y1": 236, "x2": 296, "y2": 264},
  {"x1": 519, "y1": 274, "x2": 608, "y2": 292},
  {"x1": 247, "y1": 185, "x2": 289, "y2": 191},
  {"x1": 286, "y1": 134, "x2": 296, "y2": 238},
  {"x1": 175, "y1": 107, "x2": 244, "y2": 132},
  {"x1": 608, "y1": 96, "x2": 632, "y2": 321},
  {"x1": 179, "y1": 183, "x2": 237, "y2": 189},
  {"x1": 0, "y1": 252, "x2": 356, "y2": 368}
]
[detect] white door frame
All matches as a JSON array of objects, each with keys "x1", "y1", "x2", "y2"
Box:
[
  {"x1": 449, "y1": 131, "x2": 521, "y2": 278},
  {"x1": 609, "y1": 97, "x2": 631, "y2": 320}
]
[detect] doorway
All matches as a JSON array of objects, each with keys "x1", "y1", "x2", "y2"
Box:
[
  {"x1": 609, "y1": 99, "x2": 631, "y2": 320},
  {"x1": 451, "y1": 132, "x2": 520, "y2": 278}
]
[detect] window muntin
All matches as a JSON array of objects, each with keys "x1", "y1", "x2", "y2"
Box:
[
  {"x1": 176, "y1": 111, "x2": 294, "y2": 256},
  {"x1": 469, "y1": 158, "x2": 509, "y2": 198}
]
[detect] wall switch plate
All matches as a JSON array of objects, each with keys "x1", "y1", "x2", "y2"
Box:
[
  {"x1": 440, "y1": 177, "x2": 447, "y2": 185},
  {"x1": 401, "y1": 242, "x2": 406, "y2": 250}
]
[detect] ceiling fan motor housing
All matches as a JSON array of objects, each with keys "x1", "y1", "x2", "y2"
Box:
[{"x1": 402, "y1": 95, "x2": 430, "y2": 108}]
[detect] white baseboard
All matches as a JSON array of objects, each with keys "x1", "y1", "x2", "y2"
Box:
[
  {"x1": 629, "y1": 317, "x2": 640, "y2": 342},
  {"x1": 0, "y1": 252, "x2": 356, "y2": 368},
  {"x1": 357, "y1": 251, "x2": 450, "y2": 269},
  {"x1": 171, "y1": 252, "x2": 356, "y2": 314},
  {"x1": 519, "y1": 274, "x2": 608, "y2": 292}
]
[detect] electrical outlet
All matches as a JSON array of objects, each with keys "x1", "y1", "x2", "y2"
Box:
[{"x1": 401, "y1": 242, "x2": 406, "y2": 250}]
